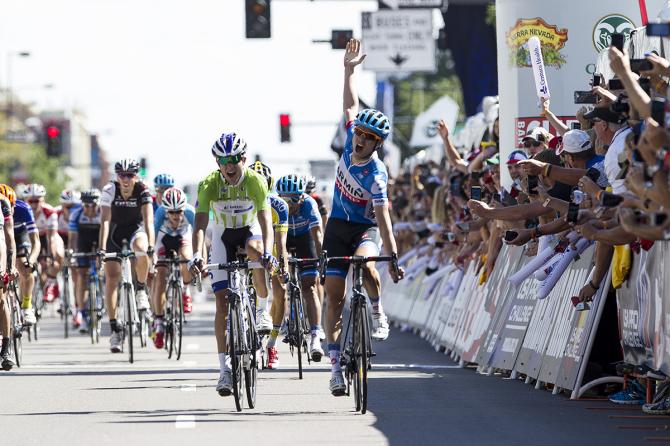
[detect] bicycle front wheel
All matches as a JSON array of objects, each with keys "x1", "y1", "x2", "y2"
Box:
[
  {"x1": 244, "y1": 304, "x2": 258, "y2": 409},
  {"x1": 63, "y1": 275, "x2": 70, "y2": 339},
  {"x1": 290, "y1": 291, "x2": 304, "y2": 380},
  {"x1": 11, "y1": 299, "x2": 23, "y2": 368},
  {"x1": 229, "y1": 305, "x2": 244, "y2": 412},
  {"x1": 88, "y1": 279, "x2": 98, "y2": 344},
  {"x1": 125, "y1": 285, "x2": 134, "y2": 364},
  {"x1": 355, "y1": 302, "x2": 370, "y2": 414},
  {"x1": 174, "y1": 285, "x2": 184, "y2": 360}
]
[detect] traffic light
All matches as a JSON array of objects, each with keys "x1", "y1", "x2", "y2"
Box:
[
  {"x1": 45, "y1": 123, "x2": 62, "y2": 157},
  {"x1": 246, "y1": 0, "x2": 271, "y2": 39},
  {"x1": 139, "y1": 157, "x2": 148, "y2": 178},
  {"x1": 279, "y1": 113, "x2": 291, "y2": 143},
  {"x1": 331, "y1": 30, "x2": 353, "y2": 50}
]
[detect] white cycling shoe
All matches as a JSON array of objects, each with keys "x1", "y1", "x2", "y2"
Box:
[
  {"x1": 329, "y1": 371, "x2": 346, "y2": 396},
  {"x1": 371, "y1": 312, "x2": 390, "y2": 341},
  {"x1": 110, "y1": 331, "x2": 123, "y2": 353},
  {"x1": 22, "y1": 308, "x2": 37, "y2": 326},
  {"x1": 216, "y1": 371, "x2": 233, "y2": 396},
  {"x1": 256, "y1": 309, "x2": 273, "y2": 333},
  {"x1": 136, "y1": 289, "x2": 150, "y2": 311},
  {"x1": 309, "y1": 336, "x2": 324, "y2": 362}
]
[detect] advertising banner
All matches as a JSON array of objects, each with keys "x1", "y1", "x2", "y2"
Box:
[{"x1": 495, "y1": 0, "x2": 667, "y2": 189}]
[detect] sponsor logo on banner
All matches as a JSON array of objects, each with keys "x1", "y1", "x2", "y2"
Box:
[
  {"x1": 592, "y1": 14, "x2": 635, "y2": 52},
  {"x1": 514, "y1": 116, "x2": 577, "y2": 148},
  {"x1": 506, "y1": 18, "x2": 568, "y2": 68}
]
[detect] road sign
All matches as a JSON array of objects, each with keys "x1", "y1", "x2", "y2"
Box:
[
  {"x1": 379, "y1": 0, "x2": 446, "y2": 9},
  {"x1": 361, "y1": 10, "x2": 436, "y2": 73}
]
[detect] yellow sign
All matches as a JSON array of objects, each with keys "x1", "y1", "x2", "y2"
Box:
[{"x1": 506, "y1": 18, "x2": 569, "y2": 68}]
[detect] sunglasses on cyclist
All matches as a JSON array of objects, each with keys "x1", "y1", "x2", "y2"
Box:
[
  {"x1": 83, "y1": 202, "x2": 97, "y2": 207},
  {"x1": 217, "y1": 154, "x2": 244, "y2": 165},
  {"x1": 281, "y1": 195, "x2": 302, "y2": 204},
  {"x1": 167, "y1": 210, "x2": 183, "y2": 215},
  {"x1": 27, "y1": 198, "x2": 41, "y2": 204},
  {"x1": 118, "y1": 172, "x2": 136, "y2": 179},
  {"x1": 353, "y1": 127, "x2": 381, "y2": 143},
  {"x1": 523, "y1": 139, "x2": 542, "y2": 149}
]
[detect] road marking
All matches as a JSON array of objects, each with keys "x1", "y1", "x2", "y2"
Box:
[
  {"x1": 186, "y1": 343, "x2": 200, "y2": 350},
  {"x1": 183, "y1": 360, "x2": 198, "y2": 367},
  {"x1": 175, "y1": 415, "x2": 196, "y2": 429},
  {"x1": 373, "y1": 363, "x2": 461, "y2": 370},
  {"x1": 181, "y1": 384, "x2": 197, "y2": 392}
]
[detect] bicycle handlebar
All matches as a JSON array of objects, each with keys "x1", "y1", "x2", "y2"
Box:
[{"x1": 155, "y1": 257, "x2": 191, "y2": 266}]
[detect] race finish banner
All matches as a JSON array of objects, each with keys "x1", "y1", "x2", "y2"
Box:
[
  {"x1": 362, "y1": 9, "x2": 436, "y2": 73},
  {"x1": 495, "y1": 0, "x2": 667, "y2": 190}
]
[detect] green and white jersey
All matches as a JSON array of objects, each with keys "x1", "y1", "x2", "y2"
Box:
[{"x1": 196, "y1": 168, "x2": 269, "y2": 229}]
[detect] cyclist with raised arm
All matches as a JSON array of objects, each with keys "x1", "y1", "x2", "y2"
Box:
[
  {"x1": 250, "y1": 161, "x2": 289, "y2": 369},
  {"x1": 153, "y1": 174, "x2": 175, "y2": 212},
  {"x1": 10, "y1": 186, "x2": 40, "y2": 326},
  {"x1": 99, "y1": 159, "x2": 155, "y2": 353},
  {"x1": 276, "y1": 174, "x2": 325, "y2": 362},
  {"x1": 324, "y1": 39, "x2": 404, "y2": 396},
  {"x1": 25, "y1": 184, "x2": 64, "y2": 303},
  {"x1": 0, "y1": 186, "x2": 18, "y2": 369},
  {"x1": 151, "y1": 187, "x2": 195, "y2": 349},
  {"x1": 189, "y1": 133, "x2": 275, "y2": 396},
  {"x1": 68, "y1": 189, "x2": 102, "y2": 334}
]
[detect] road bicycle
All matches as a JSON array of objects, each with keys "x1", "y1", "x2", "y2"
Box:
[
  {"x1": 5, "y1": 277, "x2": 25, "y2": 367},
  {"x1": 320, "y1": 251, "x2": 398, "y2": 414},
  {"x1": 69, "y1": 250, "x2": 105, "y2": 344},
  {"x1": 155, "y1": 251, "x2": 190, "y2": 360},
  {"x1": 196, "y1": 258, "x2": 263, "y2": 412}
]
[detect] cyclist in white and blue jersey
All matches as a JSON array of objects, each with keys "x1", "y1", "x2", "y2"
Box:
[
  {"x1": 151, "y1": 187, "x2": 195, "y2": 349},
  {"x1": 276, "y1": 174, "x2": 325, "y2": 362},
  {"x1": 323, "y1": 39, "x2": 404, "y2": 396},
  {"x1": 152, "y1": 173, "x2": 175, "y2": 212}
]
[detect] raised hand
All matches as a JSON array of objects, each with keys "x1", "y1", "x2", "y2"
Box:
[{"x1": 344, "y1": 39, "x2": 366, "y2": 69}]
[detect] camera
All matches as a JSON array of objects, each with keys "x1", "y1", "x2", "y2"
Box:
[
  {"x1": 630, "y1": 59, "x2": 653, "y2": 73},
  {"x1": 567, "y1": 202, "x2": 579, "y2": 224},
  {"x1": 608, "y1": 79, "x2": 624, "y2": 90},
  {"x1": 586, "y1": 167, "x2": 600, "y2": 183},
  {"x1": 611, "y1": 33, "x2": 625, "y2": 52},
  {"x1": 651, "y1": 97, "x2": 666, "y2": 125},
  {"x1": 591, "y1": 73, "x2": 602, "y2": 87},
  {"x1": 527, "y1": 175, "x2": 539, "y2": 195},
  {"x1": 571, "y1": 189, "x2": 585, "y2": 205},
  {"x1": 504, "y1": 230, "x2": 518, "y2": 242},
  {"x1": 470, "y1": 186, "x2": 482, "y2": 201},
  {"x1": 574, "y1": 91, "x2": 598, "y2": 104},
  {"x1": 611, "y1": 97, "x2": 630, "y2": 114}
]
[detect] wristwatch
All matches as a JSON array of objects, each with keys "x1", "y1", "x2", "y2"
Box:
[{"x1": 542, "y1": 197, "x2": 552, "y2": 208}]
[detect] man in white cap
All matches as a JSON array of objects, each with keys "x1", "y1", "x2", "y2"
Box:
[
  {"x1": 518, "y1": 129, "x2": 609, "y2": 188},
  {"x1": 521, "y1": 127, "x2": 553, "y2": 156}
]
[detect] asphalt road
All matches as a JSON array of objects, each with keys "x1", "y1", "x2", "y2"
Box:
[{"x1": 0, "y1": 294, "x2": 665, "y2": 446}]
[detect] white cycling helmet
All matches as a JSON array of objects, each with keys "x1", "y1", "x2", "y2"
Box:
[
  {"x1": 60, "y1": 189, "x2": 81, "y2": 205},
  {"x1": 15, "y1": 183, "x2": 28, "y2": 199},
  {"x1": 161, "y1": 187, "x2": 187, "y2": 211},
  {"x1": 211, "y1": 132, "x2": 247, "y2": 157},
  {"x1": 24, "y1": 183, "x2": 46, "y2": 199}
]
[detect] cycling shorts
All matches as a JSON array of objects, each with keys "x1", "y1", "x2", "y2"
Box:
[
  {"x1": 287, "y1": 232, "x2": 318, "y2": 277},
  {"x1": 75, "y1": 232, "x2": 99, "y2": 268},
  {"x1": 210, "y1": 222, "x2": 262, "y2": 292},
  {"x1": 156, "y1": 230, "x2": 192, "y2": 257},
  {"x1": 106, "y1": 223, "x2": 146, "y2": 254},
  {"x1": 322, "y1": 218, "x2": 380, "y2": 278}
]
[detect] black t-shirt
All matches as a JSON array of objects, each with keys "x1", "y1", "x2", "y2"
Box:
[
  {"x1": 548, "y1": 181, "x2": 572, "y2": 202},
  {"x1": 100, "y1": 181, "x2": 152, "y2": 227}
]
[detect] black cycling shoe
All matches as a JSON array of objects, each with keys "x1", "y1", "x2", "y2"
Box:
[{"x1": 1, "y1": 354, "x2": 15, "y2": 371}]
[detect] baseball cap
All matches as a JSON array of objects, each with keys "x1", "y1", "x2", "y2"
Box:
[
  {"x1": 583, "y1": 107, "x2": 623, "y2": 123},
  {"x1": 556, "y1": 130, "x2": 592, "y2": 155},
  {"x1": 507, "y1": 150, "x2": 528, "y2": 165},
  {"x1": 485, "y1": 153, "x2": 500, "y2": 166},
  {"x1": 522, "y1": 126, "x2": 552, "y2": 143}
]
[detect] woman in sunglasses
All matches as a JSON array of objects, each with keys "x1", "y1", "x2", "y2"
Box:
[
  {"x1": 189, "y1": 132, "x2": 275, "y2": 397},
  {"x1": 521, "y1": 127, "x2": 552, "y2": 156},
  {"x1": 323, "y1": 39, "x2": 404, "y2": 397},
  {"x1": 277, "y1": 174, "x2": 325, "y2": 363},
  {"x1": 99, "y1": 158, "x2": 155, "y2": 353},
  {"x1": 151, "y1": 187, "x2": 195, "y2": 349}
]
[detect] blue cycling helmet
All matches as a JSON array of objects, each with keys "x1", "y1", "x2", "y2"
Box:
[
  {"x1": 211, "y1": 132, "x2": 247, "y2": 157},
  {"x1": 276, "y1": 174, "x2": 306, "y2": 195},
  {"x1": 153, "y1": 173, "x2": 175, "y2": 188},
  {"x1": 354, "y1": 108, "x2": 391, "y2": 140}
]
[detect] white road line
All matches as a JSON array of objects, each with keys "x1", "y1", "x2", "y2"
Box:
[
  {"x1": 180, "y1": 384, "x2": 197, "y2": 392},
  {"x1": 175, "y1": 415, "x2": 196, "y2": 429},
  {"x1": 186, "y1": 343, "x2": 200, "y2": 350},
  {"x1": 182, "y1": 360, "x2": 198, "y2": 367}
]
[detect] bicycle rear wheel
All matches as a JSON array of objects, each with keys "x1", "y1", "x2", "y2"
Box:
[
  {"x1": 63, "y1": 274, "x2": 70, "y2": 339},
  {"x1": 88, "y1": 278, "x2": 98, "y2": 344},
  {"x1": 11, "y1": 297, "x2": 23, "y2": 368},
  {"x1": 138, "y1": 309, "x2": 149, "y2": 348},
  {"x1": 166, "y1": 285, "x2": 175, "y2": 359},
  {"x1": 229, "y1": 305, "x2": 244, "y2": 412},
  {"x1": 244, "y1": 305, "x2": 258, "y2": 409}
]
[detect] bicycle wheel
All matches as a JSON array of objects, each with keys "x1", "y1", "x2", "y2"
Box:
[
  {"x1": 350, "y1": 301, "x2": 361, "y2": 412},
  {"x1": 356, "y1": 302, "x2": 370, "y2": 414},
  {"x1": 244, "y1": 305, "x2": 258, "y2": 409},
  {"x1": 166, "y1": 284, "x2": 174, "y2": 359},
  {"x1": 63, "y1": 274, "x2": 70, "y2": 339},
  {"x1": 138, "y1": 309, "x2": 148, "y2": 348},
  {"x1": 174, "y1": 284, "x2": 184, "y2": 360},
  {"x1": 125, "y1": 285, "x2": 134, "y2": 364},
  {"x1": 10, "y1": 296, "x2": 23, "y2": 368},
  {"x1": 229, "y1": 304, "x2": 244, "y2": 412},
  {"x1": 88, "y1": 278, "x2": 97, "y2": 344},
  {"x1": 298, "y1": 292, "x2": 311, "y2": 365},
  {"x1": 290, "y1": 290, "x2": 304, "y2": 380}
]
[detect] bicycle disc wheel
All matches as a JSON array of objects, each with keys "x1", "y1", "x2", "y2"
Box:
[
  {"x1": 125, "y1": 286, "x2": 134, "y2": 364},
  {"x1": 244, "y1": 306, "x2": 258, "y2": 409},
  {"x1": 229, "y1": 306, "x2": 243, "y2": 412},
  {"x1": 175, "y1": 286, "x2": 184, "y2": 360},
  {"x1": 356, "y1": 303, "x2": 369, "y2": 414}
]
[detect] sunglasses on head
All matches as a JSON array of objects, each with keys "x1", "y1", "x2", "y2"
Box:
[
  {"x1": 167, "y1": 210, "x2": 183, "y2": 215},
  {"x1": 353, "y1": 128, "x2": 381, "y2": 143},
  {"x1": 217, "y1": 154, "x2": 243, "y2": 165},
  {"x1": 523, "y1": 140, "x2": 542, "y2": 148},
  {"x1": 118, "y1": 172, "x2": 136, "y2": 179}
]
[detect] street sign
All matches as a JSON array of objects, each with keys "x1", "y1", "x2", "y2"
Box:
[
  {"x1": 361, "y1": 10, "x2": 436, "y2": 73},
  {"x1": 379, "y1": 0, "x2": 446, "y2": 9}
]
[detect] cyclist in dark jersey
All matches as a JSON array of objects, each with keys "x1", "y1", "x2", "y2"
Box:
[
  {"x1": 10, "y1": 189, "x2": 40, "y2": 326},
  {"x1": 0, "y1": 185, "x2": 18, "y2": 370},
  {"x1": 68, "y1": 189, "x2": 102, "y2": 334},
  {"x1": 99, "y1": 158, "x2": 155, "y2": 353},
  {"x1": 305, "y1": 176, "x2": 328, "y2": 228}
]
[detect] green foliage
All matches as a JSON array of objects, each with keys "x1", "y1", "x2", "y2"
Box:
[
  {"x1": 391, "y1": 52, "x2": 464, "y2": 160},
  {"x1": 0, "y1": 141, "x2": 67, "y2": 203},
  {"x1": 485, "y1": 3, "x2": 496, "y2": 28}
]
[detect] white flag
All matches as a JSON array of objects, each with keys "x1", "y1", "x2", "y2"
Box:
[{"x1": 528, "y1": 36, "x2": 551, "y2": 99}]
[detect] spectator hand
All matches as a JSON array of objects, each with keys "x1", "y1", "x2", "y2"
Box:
[
  {"x1": 540, "y1": 98, "x2": 551, "y2": 118},
  {"x1": 608, "y1": 46, "x2": 631, "y2": 77},
  {"x1": 518, "y1": 159, "x2": 546, "y2": 177},
  {"x1": 640, "y1": 53, "x2": 670, "y2": 78},
  {"x1": 344, "y1": 39, "x2": 366, "y2": 68},
  {"x1": 617, "y1": 207, "x2": 637, "y2": 233},
  {"x1": 625, "y1": 165, "x2": 646, "y2": 196},
  {"x1": 578, "y1": 176, "x2": 600, "y2": 197},
  {"x1": 467, "y1": 199, "x2": 490, "y2": 218},
  {"x1": 508, "y1": 228, "x2": 532, "y2": 246},
  {"x1": 591, "y1": 86, "x2": 616, "y2": 105},
  {"x1": 536, "y1": 182, "x2": 550, "y2": 201},
  {"x1": 576, "y1": 221, "x2": 598, "y2": 240},
  {"x1": 437, "y1": 119, "x2": 450, "y2": 140},
  {"x1": 576, "y1": 282, "x2": 597, "y2": 303}
]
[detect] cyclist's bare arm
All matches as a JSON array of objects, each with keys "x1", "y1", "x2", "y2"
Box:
[
  {"x1": 4, "y1": 218, "x2": 16, "y2": 273},
  {"x1": 141, "y1": 202, "x2": 155, "y2": 248},
  {"x1": 192, "y1": 212, "x2": 209, "y2": 260},
  {"x1": 99, "y1": 205, "x2": 111, "y2": 251},
  {"x1": 310, "y1": 225, "x2": 323, "y2": 257},
  {"x1": 275, "y1": 230, "x2": 288, "y2": 272},
  {"x1": 374, "y1": 205, "x2": 398, "y2": 256},
  {"x1": 28, "y1": 232, "x2": 40, "y2": 264},
  {"x1": 343, "y1": 39, "x2": 366, "y2": 122},
  {"x1": 257, "y1": 208, "x2": 274, "y2": 256}
]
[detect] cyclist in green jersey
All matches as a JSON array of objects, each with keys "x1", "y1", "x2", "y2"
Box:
[{"x1": 189, "y1": 133, "x2": 276, "y2": 397}]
